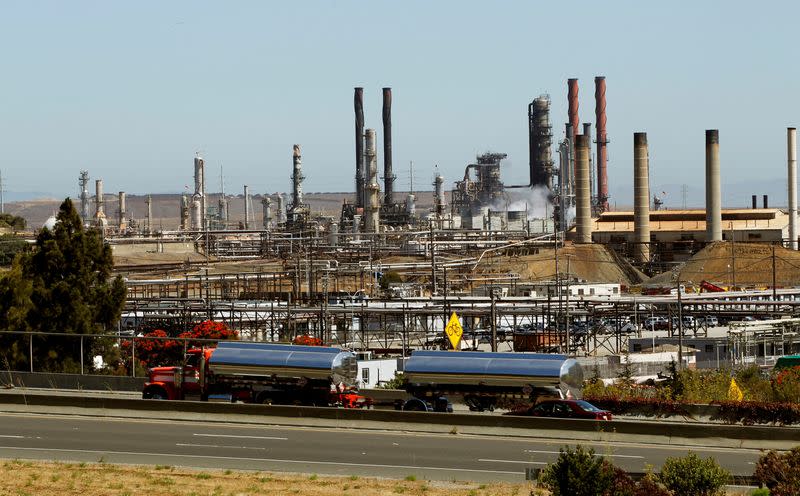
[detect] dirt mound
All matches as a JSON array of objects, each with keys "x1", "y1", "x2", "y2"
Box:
[
  {"x1": 647, "y1": 241, "x2": 800, "y2": 288},
  {"x1": 479, "y1": 242, "x2": 646, "y2": 285}
]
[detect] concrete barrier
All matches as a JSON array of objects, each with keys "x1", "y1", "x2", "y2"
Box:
[
  {"x1": 1, "y1": 372, "x2": 145, "y2": 391},
  {"x1": 0, "y1": 391, "x2": 797, "y2": 450}
]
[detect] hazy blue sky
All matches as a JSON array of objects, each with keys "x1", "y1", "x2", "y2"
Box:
[{"x1": 1, "y1": 1, "x2": 798, "y2": 207}]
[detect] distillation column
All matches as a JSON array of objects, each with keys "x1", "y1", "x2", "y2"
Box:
[{"x1": 364, "y1": 129, "x2": 381, "y2": 232}]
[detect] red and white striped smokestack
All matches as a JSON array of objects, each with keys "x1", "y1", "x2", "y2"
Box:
[
  {"x1": 567, "y1": 79, "x2": 580, "y2": 138},
  {"x1": 595, "y1": 76, "x2": 609, "y2": 212}
]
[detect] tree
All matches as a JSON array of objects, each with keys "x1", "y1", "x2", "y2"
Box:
[
  {"x1": 0, "y1": 198, "x2": 126, "y2": 372},
  {"x1": 0, "y1": 213, "x2": 26, "y2": 231}
]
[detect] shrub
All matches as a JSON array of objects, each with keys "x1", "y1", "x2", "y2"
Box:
[
  {"x1": 538, "y1": 445, "x2": 615, "y2": 496},
  {"x1": 753, "y1": 447, "x2": 800, "y2": 496},
  {"x1": 658, "y1": 452, "x2": 730, "y2": 496}
]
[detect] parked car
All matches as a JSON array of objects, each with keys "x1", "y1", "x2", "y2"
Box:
[
  {"x1": 619, "y1": 322, "x2": 640, "y2": 334},
  {"x1": 526, "y1": 399, "x2": 612, "y2": 420},
  {"x1": 698, "y1": 315, "x2": 719, "y2": 327}
]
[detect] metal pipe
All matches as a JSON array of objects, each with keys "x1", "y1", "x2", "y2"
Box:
[
  {"x1": 790, "y1": 127, "x2": 797, "y2": 249},
  {"x1": 354, "y1": 87, "x2": 365, "y2": 209},
  {"x1": 594, "y1": 76, "x2": 609, "y2": 212},
  {"x1": 634, "y1": 133, "x2": 650, "y2": 263},
  {"x1": 382, "y1": 87, "x2": 394, "y2": 206},
  {"x1": 574, "y1": 134, "x2": 592, "y2": 243},
  {"x1": 364, "y1": 129, "x2": 380, "y2": 233},
  {"x1": 705, "y1": 130, "x2": 722, "y2": 241}
]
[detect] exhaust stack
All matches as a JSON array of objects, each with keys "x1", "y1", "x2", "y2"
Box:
[
  {"x1": 705, "y1": 130, "x2": 722, "y2": 241},
  {"x1": 354, "y1": 88, "x2": 365, "y2": 209},
  {"x1": 194, "y1": 153, "x2": 206, "y2": 229},
  {"x1": 243, "y1": 185, "x2": 250, "y2": 229},
  {"x1": 574, "y1": 134, "x2": 592, "y2": 243},
  {"x1": 790, "y1": 127, "x2": 797, "y2": 250},
  {"x1": 633, "y1": 133, "x2": 650, "y2": 263},
  {"x1": 382, "y1": 87, "x2": 395, "y2": 206},
  {"x1": 94, "y1": 179, "x2": 104, "y2": 218},
  {"x1": 567, "y1": 79, "x2": 580, "y2": 137},
  {"x1": 595, "y1": 76, "x2": 609, "y2": 212}
]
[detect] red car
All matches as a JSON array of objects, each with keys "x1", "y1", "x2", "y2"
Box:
[{"x1": 528, "y1": 399, "x2": 613, "y2": 420}]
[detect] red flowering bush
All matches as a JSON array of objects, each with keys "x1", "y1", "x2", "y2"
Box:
[
  {"x1": 293, "y1": 335, "x2": 324, "y2": 346},
  {"x1": 121, "y1": 321, "x2": 238, "y2": 370}
]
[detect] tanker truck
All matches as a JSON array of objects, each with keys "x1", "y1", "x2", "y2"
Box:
[
  {"x1": 399, "y1": 350, "x2": 583, "y2": 412},
  {"x1": 142, "y1": 341, "x2": 371, "y2": 408}
]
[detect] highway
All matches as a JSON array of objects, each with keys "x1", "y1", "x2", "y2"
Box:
[{"x1": 0, "y1": 412, "x2": 764, "y2": 483}]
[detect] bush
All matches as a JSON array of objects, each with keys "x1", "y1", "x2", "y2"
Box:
[
  {"x1": 753, "y1": 447, "x2": 800, "y2": 496},
  {"x1": 538, "y1": 446, "x2": 615, "y2": 496},
  {"x1": 658, "y1": 452, "x2": 730, "y2": 496}
]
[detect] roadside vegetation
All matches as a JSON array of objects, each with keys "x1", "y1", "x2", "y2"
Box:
[{"x1": 583, "y1": 361, "x2": 800, "y2": 424}]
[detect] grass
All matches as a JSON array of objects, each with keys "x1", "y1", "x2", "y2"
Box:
[{"x1": 0, "y1": 460, "x2": 534, "y2": 495}]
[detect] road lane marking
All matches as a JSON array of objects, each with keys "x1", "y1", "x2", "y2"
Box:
[
  {"x1": 177, "y1": 443, "x2": 266, "y2": 450},
  {"x1": 0, "y1": 446, "x2": 524, "y2": 475},
  {"x1": 479, "y1": 458, "x2": 547, "y2": 465},
  {"x1": 0, "y1": 435, "x2": 26, "y2": 439},
  {"x1": 522, "y1": 449, "x2": 644, "y2": 459},
  {"x1": 193, "y1": 433, "x2": 288, "y2": 441}
]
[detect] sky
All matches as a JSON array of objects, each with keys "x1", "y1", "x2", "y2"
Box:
[{"x1": 1, "y1": 1, "x2": 799, "y2": 208}]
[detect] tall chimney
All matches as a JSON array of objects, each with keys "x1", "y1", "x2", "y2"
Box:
[
  {"x1": 567, "y1": 78, "x2": 580, "y2": 137},
  {"x1": 752, "y1": 195, "x2": 758, "y2": 209},
  {"x1": 354, "y1": 87, "x2": 365, "y2": 209},
  {"x1": 574, "y1": 134, "x2": 592, "y2": 243},
  {"x1": 583, "y1": 122, "x2": 593, "y2": 206},
  {"x1": 118, "y1": 191, "x2": 126, "y2": 231},
  {"x1": 595, "y1": 76, "x2": 609, "y2": 212},
  {"x1": 94, "y1": 180, "x2": 104, "y2": 218},
  {"x1": 382, "y1": 87, "x2": 395, "y2": 207},
  {"x1": 789, "y1": 127, "x2": 797, "y2": 250},
  {"x1": 633, "y1": 133, "x2": 650, "y2": 263},
  {"x1": 705, "y1": 130, "x2": 722, "y2": 241},
  {"x1": 364, "y1": 129, "x2": 381, "y2": 233},
  {"x1": 764, "y1": 195, "x2": 769, "y2": 209},
  {"x1": 243, "y1": 185, "x2": 250, "y2": 229}
]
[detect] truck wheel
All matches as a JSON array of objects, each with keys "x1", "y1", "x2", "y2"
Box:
[
  {"x1": 402, "y1": 399, "x2": 428, "y2": 412},
  {"x1": 143, "y1": 389, "x2": 168, "y2": 400}
]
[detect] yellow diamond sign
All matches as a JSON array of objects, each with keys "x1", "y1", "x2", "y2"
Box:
[{"x1": 444, "y1": 312, "x2": 463, "y2": 350}]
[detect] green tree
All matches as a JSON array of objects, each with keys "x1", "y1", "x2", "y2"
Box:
[
  {"x1": 0, "y1": 213, "x2": 26, "y2": 231},
  {"x1": 539, "y1": 445, "x2": 615, "y2": 496},
  {"x1": 0, "y1": 198, "x2": 126, "y2": 372},
  {"x1": 658, "y1": 452, "x2": 730, "y2": 496},
  {"x1": 0, "y1": 234, "x2": 30, "y2": 266}
]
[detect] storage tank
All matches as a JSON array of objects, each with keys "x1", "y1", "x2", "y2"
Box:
[{"x1": 207, "y1": 342, "x2": 358, "y2": 387}]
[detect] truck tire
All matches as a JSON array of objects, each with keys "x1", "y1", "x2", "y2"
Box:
[
  {"x1": 143, "y1": 388, "x2": 168, "y2": 400},
  {"x1": 402, "y1": 399, "x2": 429, "y2": 412}
]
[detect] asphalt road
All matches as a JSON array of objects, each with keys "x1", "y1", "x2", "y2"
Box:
[{"x1": 0, "y1": 412, "x2": 765, "y2": 483}]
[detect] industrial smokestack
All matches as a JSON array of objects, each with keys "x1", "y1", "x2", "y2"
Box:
[
  {"x1": 118, "y1": 191, "x2": 126, "y2": 231},
  {"x1": 574, "y1": 134, "x2": 592, "y2": 243},
  {"x1": 752, "y1": 195, "x2": 758, "y2": 209},
  {"x1": 528, "y1": 96, "x2": 554, "y2": 189},
  {"x1": 764, "y1": 195, "x2": 769, "y2": 208},
  {"x1": 567, "y1": 79, "x2": 580, "y2": 137},
  {"x1": 292, "y1": 144, "x2": 304, "y2": 210},
  {"x1": 583, "y1": 122, "x2": 593, "y2": 206},
  {"x1": 243, "y1": 185, "x2": 250, "y2": 229},
  {"x1": 789, "y1": 127, "x2": 797, "y2": 250},
  {"x1": 364, "y1": 129, "x2": 380, "y2": 232},
  {"x1": 382, "y1": 87, "x2": 395, "y2": 207},
  {"x1": 705, "y1": 130, "x2": 722, "y2": 241},
  {"x1": 354, "y1": 87, "x2": 365, "y2": 209},
  {"x1": 262, "y1": 196, "x2": 272, "y2": 230},
  {"x1": 94, "y1": 180, "x2": 104, "y2": 218},
  {"x1": 595, "y1": 76, "x2": 609, "y2": 212},
  {"x1": 194, "y1": 153, "x2": 206, "y2": 229},
  {"x1": 633, "y1": 133, "x2": 650, "y2": 263}
]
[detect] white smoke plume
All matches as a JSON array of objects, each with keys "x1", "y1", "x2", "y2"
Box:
[{"x1": 501, "y1": 185, "x2": 553, "y2": 220}]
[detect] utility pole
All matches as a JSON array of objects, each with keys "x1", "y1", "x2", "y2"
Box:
[
  {"x1": 429, "y1": 221, "x2": 437, "y2": 295},
  {"x1": 565, "y1": 255, "x2": 571, "y2": 356},
  {"x1": 490, "y1": 290, "x2": 497, "y2": 352},
  {"x1": 773, "y1": 244, "x2": 778, "y2": 316}
]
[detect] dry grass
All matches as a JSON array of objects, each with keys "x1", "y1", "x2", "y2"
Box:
[{"x1": 0, "y1": 459, "x2": 540, "y2": 496}]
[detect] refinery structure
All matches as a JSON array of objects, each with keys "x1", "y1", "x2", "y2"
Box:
[{"x1": 47, "y1": 78, "x2": 800, "y2": 367}]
